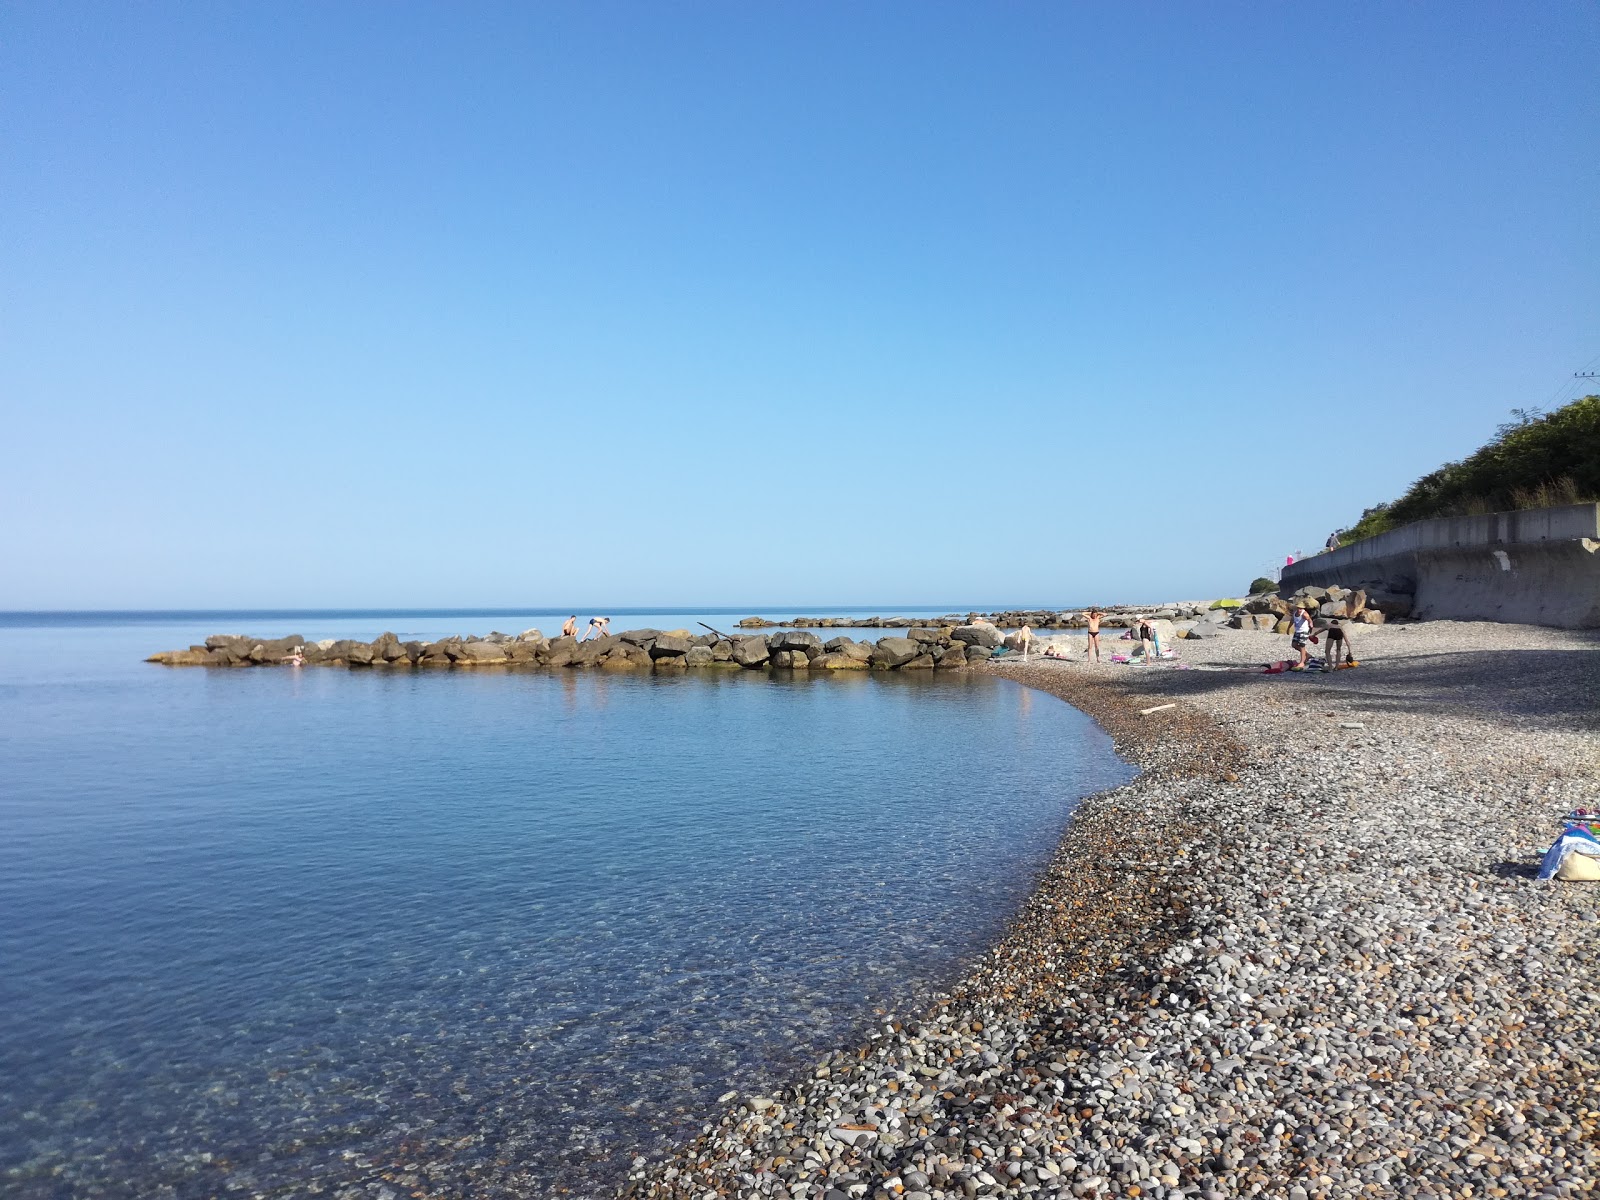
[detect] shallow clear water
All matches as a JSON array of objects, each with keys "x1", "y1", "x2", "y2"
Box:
[{"x1": 0, "y1": 610, "x2": 1131, "y2": 1199}]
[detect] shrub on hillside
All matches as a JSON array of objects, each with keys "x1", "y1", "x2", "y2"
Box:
[
  {"x1": 1249, "y1": 577, "x2": 1277, "y2": 594},
  {"x1": 1345, "y1": 395, "x2": 1599, "y2": 542}
]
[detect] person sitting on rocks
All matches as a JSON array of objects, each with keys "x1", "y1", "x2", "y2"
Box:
[
  {"x1": 1321, "y1": 618, "x2": 1356, "y2": 670},
  {"x1": 1289, "y1": 606, "x2": 1314, "y2": 670},
  {"x1": 562, "y1": 615, "x2": 578, "y2": 639}
]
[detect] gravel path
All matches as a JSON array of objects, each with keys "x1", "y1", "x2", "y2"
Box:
[{"x1": 623, "y1": 621, "x2": 1599, "y2": 1200}]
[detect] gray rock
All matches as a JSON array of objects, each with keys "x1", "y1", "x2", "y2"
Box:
[
  {"x1": 731, "y1": 636, "x2": 771, "y2": 668},
  {"x1": 951, "y1": 624, "x2": 1001, "y2": 649},
  {"x1": 771, "y1": 630, "x2": 823, "y2": 653},
  {"x1": 455, "y1": 641, "x2": 507, "y2": 664},
  {"x1": 650, "y1": 633, "x2": 693, "y2": 658},
  {"x1": 871, "y1": 637, "x2": 922, "y2": 668}
]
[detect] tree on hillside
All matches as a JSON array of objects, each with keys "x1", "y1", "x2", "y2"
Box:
[{"x1": 1344, "y1": 395, "x2": 1600, "y2": 542}]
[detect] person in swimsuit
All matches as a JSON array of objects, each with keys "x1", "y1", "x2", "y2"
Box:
[
  {"x1": 579, "y1": 617, "x2": 602, "y2": 642},
  {"x1": 1321, "y1": 618, "x2": 1356, "y2": 670},
  {"x1": 1137, "y1": 618, "x2": 1155, "y2": 662},
  {"x1": 1085, "y1": 609, "x2": 1104, "y2": 662},
  {"x1": 561, "y1": 615, "x2": 578, "y2": 639}
]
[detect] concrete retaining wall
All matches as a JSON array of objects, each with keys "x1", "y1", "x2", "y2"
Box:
[{"x1": 1280, "y1": 503, "x2": 1600, "y2": 629}]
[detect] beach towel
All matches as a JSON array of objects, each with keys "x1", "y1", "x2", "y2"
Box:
[{"x1": 1537, "y1": 823, "x2": 1600, "y2": 881}]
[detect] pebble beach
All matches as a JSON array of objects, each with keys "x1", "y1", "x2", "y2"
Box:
[{"x1": 624, "y1": 620, "x2": 1600, "y2": 1200}]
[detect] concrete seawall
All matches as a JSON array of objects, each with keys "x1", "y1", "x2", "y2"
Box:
[{"x1": 1281, "y1": 502, "x2": 1600, "y2": 628}]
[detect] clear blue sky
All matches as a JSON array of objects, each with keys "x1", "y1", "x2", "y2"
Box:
[{"x1": 3, "y1": 3, "x2": 1596, "y2": 609}]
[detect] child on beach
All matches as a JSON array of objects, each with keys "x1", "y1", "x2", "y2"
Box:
[{"x1": 1289, "y1": 606, "x2": 1314, "y2": 670}]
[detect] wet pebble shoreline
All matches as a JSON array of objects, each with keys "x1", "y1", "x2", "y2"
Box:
[{"x1": 625, "y1": 622, "x2": 1600, "y2": 1200}]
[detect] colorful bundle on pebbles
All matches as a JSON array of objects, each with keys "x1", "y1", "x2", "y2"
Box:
[{"x1": 144, "y1": 625, "x2": 1012, "y2": 673}]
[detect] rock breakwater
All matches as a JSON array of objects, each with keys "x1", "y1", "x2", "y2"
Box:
[{"x1": 147, "y1": 624, "x2": 1021, "y2": 673}]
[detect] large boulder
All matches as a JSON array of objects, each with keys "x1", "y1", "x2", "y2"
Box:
[
  {"x1": 247, "y1": 635, "x2": 306, "y2": 664},
  {"x1": 1358, "y1": 609, "x2": 1387, "y2": 624},
  {"x1": 907, "y1": 627, "x2": 946, "y2": 645},
  {"x1": 710, "y1": 639, "x2": 734, "y2": 661},
  {"x1": 617, "y1": 628, "x2": 660, "y2": 647},
  {"x1": 950, "y1": 624, "x2": 1000, "y2": 649},
  {"x1": 771, "y1": 649, "x2": 810, "y2": 668},
  {"x1": 822, "y1": 636, "x2": 858, "y2": 652},
  {"x1": 204, "y1": 634, "x2": 252, "y2": 652},
  {"x1": 936, "y1": 644, "x2": 968, "y2": 668},
  {"x1": 731, "y1": 636, "x2": 771, "y2": 668},
  {"x1": 810, "y1": 651, "x2": 869, "y2": 671},
  {"x1": 456, "y1": 641, "x2": 508, "y2": 665},
  {"x1": 871, "y1": 637, "x2": 921, "y2": 668},
  {"x1": 770, "y1": 630, "x2": 823, "y2": 654},
  {"x1": 965, "y1": 644, "x2": 994, "y2": 661},
  {"x1": 420, "y1": 639, "x2": 458, "y2": 665},
  {"x1": 683, "y1": 645, "x2": 715, "y2": 667},
  {"x1": 901, "y1": 653, "x2": 937, "y2": 670},
  {"x1": 650, "y1": 633, "x2": 693, "y2": 658}
]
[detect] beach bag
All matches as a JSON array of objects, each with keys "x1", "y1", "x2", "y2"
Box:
[{"x1": 1558, "y1": 853, "x2": 1600, "y2": 882}]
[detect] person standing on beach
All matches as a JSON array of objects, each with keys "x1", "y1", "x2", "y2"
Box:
[
  {"x1": 561, "y1": 615, "x2": 578, "y2": 639},
  {"x1": 1137, "y1": 617, "x2": 1155, "y2": 662},
  {"x1": 1085, "y1": 609, "x2": 1104, "y2": 662},
  {"x1": 1290, "y1": 606, "x2": 1314, "y2": 670},
  {"x1": 1321, "y1": 618, "x2": 1356, "y2": 670}
]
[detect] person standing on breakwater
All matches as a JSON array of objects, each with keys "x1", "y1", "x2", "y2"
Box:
[
  {"x1": 562, "y1": 615, "x2": 578, "y2": 639},
  {"x1": 579, "y1": 617, "x2": 602, "y2": 642},
  {"x1": 1084, "y1": 609, "x2": 1104, "y2": 662},
  {"x1": 1290, "y1": 606, "x2": 1314, "y2": 670}
]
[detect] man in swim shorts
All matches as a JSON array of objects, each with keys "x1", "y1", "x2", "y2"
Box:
[{"x1": 1085, "y1": 609, "x2": 1104, "y2": 662}]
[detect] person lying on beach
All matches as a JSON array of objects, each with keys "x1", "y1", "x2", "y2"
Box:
[
  {"x1": 1085, "y1": 609, "x2": 1104, "y2": 662},
  {"x1": 562, "y1": 615, "x2": 578, "y2": 639},
  {"x1": 1320, "y1": 618, "x2": 1356, "y2": 670},
  {"x1": 1289, "y1": 606, "x2": 1314, "y2": 670},
  {"x1": 1042, "y1": 641, "x2": 1072, "y2": 659}
]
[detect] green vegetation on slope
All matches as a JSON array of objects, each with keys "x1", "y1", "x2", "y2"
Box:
[{"x1": 1344, "y1": 396, "x2": 1600, "y2": 543}]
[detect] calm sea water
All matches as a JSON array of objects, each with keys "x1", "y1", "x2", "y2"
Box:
[{"x1": 0, "y1": 610, "x2": 1131, "y2": 1199}]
